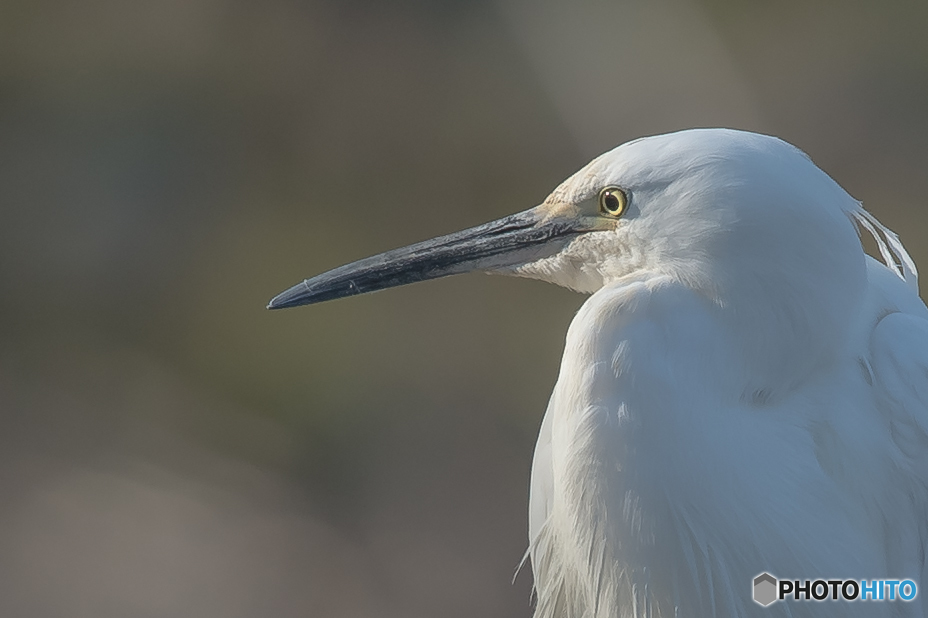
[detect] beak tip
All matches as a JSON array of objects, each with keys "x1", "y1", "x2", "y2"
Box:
[{"x1": 267, "y1": 281, "x2": 312, "y2": 310}]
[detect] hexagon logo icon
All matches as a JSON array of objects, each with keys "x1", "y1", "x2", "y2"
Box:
[{"x1": 753, "y1": 572, "x2": 777, "y2": 606}]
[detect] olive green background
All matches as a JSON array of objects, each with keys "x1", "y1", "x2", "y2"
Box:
[{"x1": 2, "y1": 0, "x2": 927, "y2": 616}]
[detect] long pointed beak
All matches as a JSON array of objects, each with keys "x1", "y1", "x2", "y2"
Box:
[{"x1": 267, "y1": 204, "x2": 595, "y2": 309}]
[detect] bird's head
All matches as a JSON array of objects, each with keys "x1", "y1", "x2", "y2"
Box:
[
  {"x1": 269, "y1": 129, "x2": 873, "y2": 323},
  {"x1": 270, "y1": 128, "x2": 919, "y2": 388}
]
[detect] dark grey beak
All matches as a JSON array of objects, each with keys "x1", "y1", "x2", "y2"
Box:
[{"x1": 267, "y1": 205, "x2": 594, "y2": 309}]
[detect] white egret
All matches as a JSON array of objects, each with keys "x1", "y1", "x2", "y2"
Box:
[{"x1": 269, "y1": 129, "x2": 928, "y2": 617}]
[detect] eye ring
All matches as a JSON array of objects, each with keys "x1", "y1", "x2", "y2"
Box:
[{"x1": 598, "y1": 186, "x2": 628, "y2": 217}]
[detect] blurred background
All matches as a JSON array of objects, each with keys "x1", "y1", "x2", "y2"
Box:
[{"x1": 1, "y1": 0, "x2": 927, "y2": 615}]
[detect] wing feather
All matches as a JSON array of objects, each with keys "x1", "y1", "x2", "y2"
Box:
[{"x1": 869, "y1": 310, "x2": 928, "y2": 616}]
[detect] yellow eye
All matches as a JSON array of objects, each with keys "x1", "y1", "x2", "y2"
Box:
[{"x1": 598, "y1": 186, "x2": 628, "y2": 217}]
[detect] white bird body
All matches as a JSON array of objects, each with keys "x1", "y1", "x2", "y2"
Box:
[
  {"x1": 530, "y1": 259, "x2": 928, "y2": 617},
  {"x1": 526, "y1": 132, "x2": 928, "y2": 617},
  {"x1": 270, "y1": 128, "x2": 928, "y2": 618}
]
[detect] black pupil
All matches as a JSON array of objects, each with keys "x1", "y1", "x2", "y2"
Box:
[{"x1": 604, "y1": 193, "x2": 620, "y2": 212}]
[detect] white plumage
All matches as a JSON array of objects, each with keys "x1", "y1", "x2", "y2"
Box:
[
  {"x1": 524, "y1": 130, "x2": 927, "y2": 617},
  {"x1": 270, "y1": 128, "x2": 928, "y2": 617}
]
